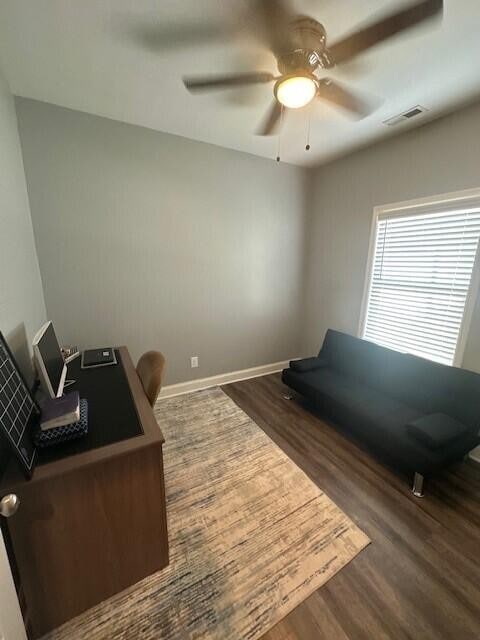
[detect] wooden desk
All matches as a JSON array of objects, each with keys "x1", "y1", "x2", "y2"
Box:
[{"x1": 0, "y1": 347, "x2": 169, "y2": 638}]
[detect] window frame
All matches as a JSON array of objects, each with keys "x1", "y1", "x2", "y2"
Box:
[{"x1": 358, "y1": 188, "x2": 480, "y2": 367}]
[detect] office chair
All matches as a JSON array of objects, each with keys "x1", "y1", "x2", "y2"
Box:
[{"x1": 136, "y1": 351, "x2": 166, "y2": 407}]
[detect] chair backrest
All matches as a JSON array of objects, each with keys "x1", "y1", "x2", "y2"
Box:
[{"x1": 136, "y1": 351, "x2": 166, "y2": 407}]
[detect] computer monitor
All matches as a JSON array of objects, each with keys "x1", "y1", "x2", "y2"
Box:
[{"x1": 32, "y1": 321, "x2": 67, "y2": 398}]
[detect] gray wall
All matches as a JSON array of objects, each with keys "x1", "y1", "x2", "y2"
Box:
[
  {"x1": 303, "y1": 100, "x2": 480, "y2": 373},
  {"x1": 14, "y1": 94, "x2": 480, "y2": 386},
  {"x1": 16, "y1": 99, "x2": 308, "y2": 385},
  {"x1": 0, "y1": 71, "x2": 46, "y2": 381}
]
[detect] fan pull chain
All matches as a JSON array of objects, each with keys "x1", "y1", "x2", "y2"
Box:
[
  {"x1": 305, "y1": 102, "x2": 312, "y2": 151},
  {"x1": 276, "y1": 105, "x2": 285, "y2": 162}
]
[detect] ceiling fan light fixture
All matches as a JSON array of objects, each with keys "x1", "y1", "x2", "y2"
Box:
[{"x1": 275, "y1": 75, "x2": 317, "y2": 109}]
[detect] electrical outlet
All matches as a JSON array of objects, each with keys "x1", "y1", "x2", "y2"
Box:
[{"x1": 191, "y1": 356, "x2": 199, "y2": 368}]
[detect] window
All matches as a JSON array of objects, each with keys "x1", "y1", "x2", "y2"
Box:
[{"x1": 360, "y1": 190, "x2": 480, "y2": 366}]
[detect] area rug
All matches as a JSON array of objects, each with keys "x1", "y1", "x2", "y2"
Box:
[{"x1": 43, "y1": 387, "x2": 370, "y2": 640}]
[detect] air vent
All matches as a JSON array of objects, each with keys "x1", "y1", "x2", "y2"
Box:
[{"x1": 383, "y1": 105, "x2": 429, "y2": 127}]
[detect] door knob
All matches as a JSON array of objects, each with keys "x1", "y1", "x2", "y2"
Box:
[{"x1": 0, "y1": 494, "x2": 20, "y2": 518}]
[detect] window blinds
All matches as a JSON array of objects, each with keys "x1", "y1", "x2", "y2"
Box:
[{"x1": 363, "y1": 204, "x2": 480, "y2": 365}]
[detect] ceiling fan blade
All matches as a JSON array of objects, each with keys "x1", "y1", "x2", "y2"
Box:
[
  {"x1": 317, "y1": 79, "x2": 371, "y2": 118},
  {"x1": 184, "y1": 72, "x2": 275, "y2": 92},
  {"x1": 256, "y1": 100, "x2": 283, "y2": 136},
  {"x1": 328, "y1": 0, "x2": 443, "y2": 65},
  {"x1": 249, "y1": 0, "x2": 296, "y2": 55}
]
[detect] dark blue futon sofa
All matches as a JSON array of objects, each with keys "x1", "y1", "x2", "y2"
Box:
[{"x1": 282, "y1": 330, "x2": 480, "y2": 496}]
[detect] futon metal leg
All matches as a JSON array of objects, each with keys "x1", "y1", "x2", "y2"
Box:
[{"x1": 412, "y1": 472, "x2": 425, "y2": 498}]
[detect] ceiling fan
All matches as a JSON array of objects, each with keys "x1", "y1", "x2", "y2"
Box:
[{"x1": 182, "y1": 0, "x2": 443, "y2": 136}]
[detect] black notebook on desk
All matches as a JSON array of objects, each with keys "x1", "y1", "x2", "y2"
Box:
[{"x1": 81, "y1": 347, "x2": 117, "y2": 369}]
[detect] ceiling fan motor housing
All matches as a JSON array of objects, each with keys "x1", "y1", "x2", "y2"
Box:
[{"x1": 277, "y1": 17, "x2": 329, "y2": 75}]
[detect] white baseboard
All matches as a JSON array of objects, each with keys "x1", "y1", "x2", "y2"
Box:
[{"x1": 159, "y1": 359, "x2": 294, "y2": 399}]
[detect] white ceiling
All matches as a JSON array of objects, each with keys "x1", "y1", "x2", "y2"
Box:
[{"x1": 0, "y1": 1, "x2": 479, "y2": 167}]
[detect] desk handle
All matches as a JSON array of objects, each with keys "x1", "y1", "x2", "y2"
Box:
[{"x1": 0, "y1": 494, "x2": 20, "y2": 518}]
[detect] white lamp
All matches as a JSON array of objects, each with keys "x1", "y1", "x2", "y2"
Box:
[{"x1": 275, "y1": 75, "x2": 317, "y2": 109}]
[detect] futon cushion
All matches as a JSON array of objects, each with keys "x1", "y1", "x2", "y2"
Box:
[
  {"x1": 406, "y1": 413, "x2": 469, "y2": 450},
  {"x1": 289, "y1": 357, "x2": 328, "y2": 373},
  {"x1": 282, "y1": 366, "x2": 480, "y2": 474},
  {"x1": 320, "y1": 330, "x2": 480, "y2": 429}
]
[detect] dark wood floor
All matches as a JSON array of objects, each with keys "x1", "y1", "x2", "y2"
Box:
[{"x1": 222, "y1": 373, "x2": 480, "y2": 640}]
